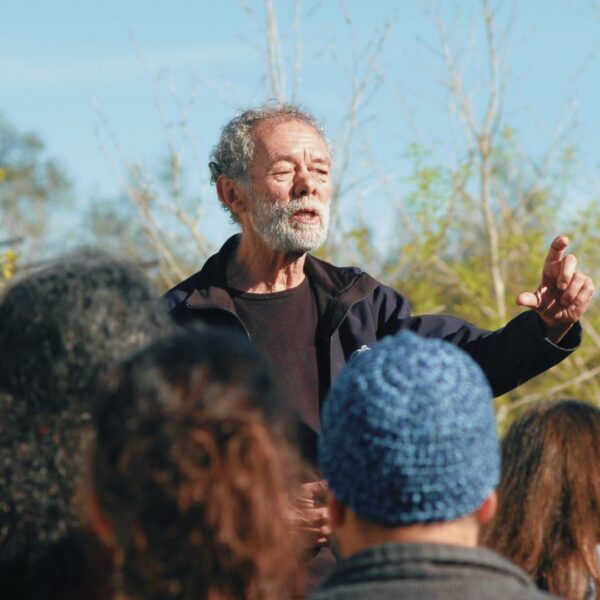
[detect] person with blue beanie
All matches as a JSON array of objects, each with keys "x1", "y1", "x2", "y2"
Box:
[{"x1": 312, "y1": 331, "x2": 559, "y2": 600}]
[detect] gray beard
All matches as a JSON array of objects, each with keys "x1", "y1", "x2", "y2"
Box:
[{"x1": 247, "y1": 193, "x2": 330, "y2": 254}]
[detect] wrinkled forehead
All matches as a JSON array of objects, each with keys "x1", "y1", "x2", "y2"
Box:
[{"x1": 251, "y1": 117, "x2": 331, "y2": 162}]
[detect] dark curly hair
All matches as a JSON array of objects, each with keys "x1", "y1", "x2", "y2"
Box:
[
  {"x1": 0, "y1": 248, "x2": 171, "y2": 415},
  {"x1": 0, "y1": 249, "x2": 172, "y2": 599},
  {"x1": 92, "y1": 328, "x2": 299, "y2": 600},
  {"x1": 481, "y1": 400, "x2": 600, "y2": 599}
]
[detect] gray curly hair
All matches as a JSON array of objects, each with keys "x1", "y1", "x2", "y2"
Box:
[{"x1": 209, "y1": 103, "x2": 327, "y2": 221}]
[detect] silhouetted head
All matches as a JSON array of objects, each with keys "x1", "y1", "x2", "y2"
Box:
[
  {"x1": 0, "y1": 249, "x2": 172, "y2": 599},
  {"x1": 0, "y1": 249, "x2": 171, "y2": 415}
]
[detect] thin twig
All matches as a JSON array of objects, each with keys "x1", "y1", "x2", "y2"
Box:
[
  {"x1": 264, "y1": 0, "x2": 286, "y2": 101},
  {"x1": 498, "y1": 365, "x2": 600, "y2": 419}
]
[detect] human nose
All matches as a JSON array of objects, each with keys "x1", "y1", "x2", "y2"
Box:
[{"x1": 293, "y1": 167, "x2": 318, "y2": 198}]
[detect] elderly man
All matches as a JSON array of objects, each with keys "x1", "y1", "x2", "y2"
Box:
[
  {"x1": 167, "y1": 102, "x2": 593, "y2": 447},
  {"x1": 165, "y1": 103, "x2": 593, "y2": 592}
]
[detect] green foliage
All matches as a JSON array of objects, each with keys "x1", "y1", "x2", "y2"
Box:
[
  {"x1": 0, "y1": 249, "x2": 18, "y2": 287},
  {"x1": 88, "y1": 195, "x2": 153, "y2": 263},
  {"x1": 570, "y1": 202, "x2": 600, "y2": 280},
  {"x1": 0, "y1": 115, "x2": 70, "y2": 250},
  {"x1": 369, "y1": 129, "x2": 599, "y2": 427}
]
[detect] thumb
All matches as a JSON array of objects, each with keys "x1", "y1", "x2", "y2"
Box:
[{"x1": 516, "y1": 291, "x2": 539, "y2": 309}]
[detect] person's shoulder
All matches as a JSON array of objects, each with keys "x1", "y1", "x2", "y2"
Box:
[
  {"x1": 163, "y1": 268, "x2": 206, "y2": 310},
  {"x1": 516, "y1": 588, "x2": 561, "y2": 600},
  {"x1": 164, "y1": 235, "x2": 240, "y2": 308},
  {"x1": 309, "y1": 586, "x2": 365, "y2": 600}
]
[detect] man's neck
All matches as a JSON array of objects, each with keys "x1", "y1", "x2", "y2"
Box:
[
  {"x1": 226, "y1": 231, "x2": 307, "y2": 293},
  {"x1": 339, "y1": 517, "x2": 480, "y2": 559}
]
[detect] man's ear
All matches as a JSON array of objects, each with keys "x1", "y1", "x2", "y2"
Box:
[
  {"x1": 327, "y1": 491, "x2": 347, "y2": 528},
  {"x1": 87, "y1": 492, "x2": 116, "y2": 547},
  {"x1": 216, "y1": 175, "x2": 249, "y2": 217},
  {"x1": 475, "y1": 490, "x2": 498, "y2": 525}
]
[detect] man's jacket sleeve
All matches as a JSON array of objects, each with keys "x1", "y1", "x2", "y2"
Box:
[{"x1": 373, "y1": 284, "x2": 581, "y2": 397}]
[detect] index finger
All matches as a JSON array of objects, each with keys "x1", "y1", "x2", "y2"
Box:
[{"x1": 545, "y1": 235, "x2": 570, "y2": 264}]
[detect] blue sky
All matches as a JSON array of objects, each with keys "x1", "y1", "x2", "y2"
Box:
[{"x1": 2, "y1": 0, "x2": 599, "y2": 250}]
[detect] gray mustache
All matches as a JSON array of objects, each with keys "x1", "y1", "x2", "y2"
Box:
[{"x1": 286, "y1": 199, "x2": 327, "y2": 218}]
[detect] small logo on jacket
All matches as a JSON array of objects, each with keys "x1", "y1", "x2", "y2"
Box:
[{"x1": 351, "y1": 345, "x2": 372, "y2": 359}]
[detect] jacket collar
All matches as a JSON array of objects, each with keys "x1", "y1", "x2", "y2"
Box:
[
  {"x1": 184, "y1": 234, "x2": 379, "y2": 334},
  {"x1": 320, "y1": 542, "x2": 537, "y2": 589},
  {"x1": 304, "y1": 252, "x2": 379, "y2": 337},
  {"x1": 184, "y1": 235, "x2": 239, "y2": 312}
]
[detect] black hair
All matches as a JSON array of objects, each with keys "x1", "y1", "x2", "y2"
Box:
[{"x1": 0, "y1": 248, "x2": 171, "y2": 415}]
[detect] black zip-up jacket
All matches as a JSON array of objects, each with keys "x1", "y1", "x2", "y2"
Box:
[
  {"x1": 166, "y1": 234, "x2": 580, "y2": 411},
  {"x1": 166, "y1": 235, "x2": 581, "y2": 590}
]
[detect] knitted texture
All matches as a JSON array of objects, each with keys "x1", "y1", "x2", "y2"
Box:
[{"x1": 319, "y1": 331, "x2": 500, "y2": 525}]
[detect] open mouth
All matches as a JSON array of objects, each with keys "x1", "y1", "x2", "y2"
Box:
[{"x1": 292, "y1": 208, "x2": 321, "y2": 224}]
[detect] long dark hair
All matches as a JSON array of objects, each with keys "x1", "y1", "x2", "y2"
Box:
[{"x1": 481, "y1": 400, "x2": 600, "y2": 599}]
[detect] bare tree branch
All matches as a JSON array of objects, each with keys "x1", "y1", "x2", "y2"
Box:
[
  {"x1": 498, "y1": 365, "x2": 600, "y2": 420},
  {"x1": 264, "y1": 0, "x2": 286, "y2": 101},
  {"x1": 92, "y1": 100, "x2": 189, "y2": 284},
  {"x1": 291, "y1": 0, "x2": 303, "y2": 101}
]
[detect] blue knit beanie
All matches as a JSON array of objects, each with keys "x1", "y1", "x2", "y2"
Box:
[{"x1": 319, "y1": 331, "x2": 500, "y2": 525}]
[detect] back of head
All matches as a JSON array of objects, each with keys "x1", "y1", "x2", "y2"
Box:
[
  {"x1": 0, "y1": 248, "x2": 171, "y2": 415},
  {"x1": 319, "y1": 331, "x2": 499, "y2": 527},
  {"x1": 92, "y1": 328, "x2": 298, "y2": 600},
  {"x1": 0, "y1": 249, "x2": 171, "y2": 599},
  {"x1": 481, "y1": 399, "x2": 600, "y2": 599}
]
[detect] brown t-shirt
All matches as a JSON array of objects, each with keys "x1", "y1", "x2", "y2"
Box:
[{"x1": 231, "y1": 277, "x2": 320, "y2": 433}]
